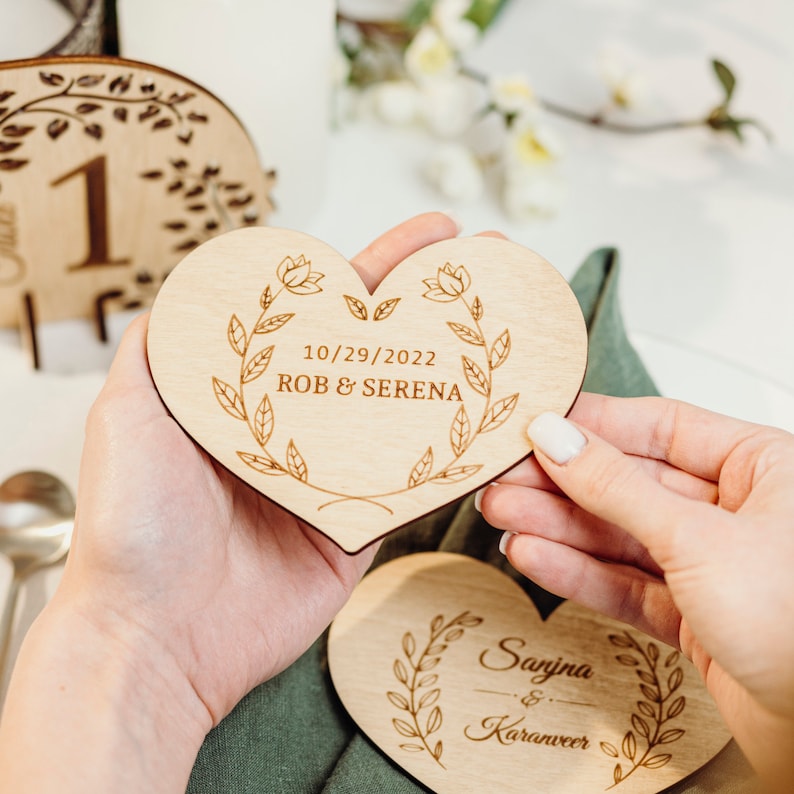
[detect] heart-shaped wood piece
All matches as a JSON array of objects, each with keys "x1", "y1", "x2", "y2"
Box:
[
  {"x1": 328, "y1": 553, "x2": 731, "y2": 793},
  {"x1": 147, "y1": 228, "x2": 587, "y2": 551}
]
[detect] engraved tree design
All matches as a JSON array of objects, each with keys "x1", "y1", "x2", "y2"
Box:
[
  {"x1": 388, "y1": 611, "x2": 483, "y2": 769},
  {"x1": 601, "y1": 631, "x2": 687, "y2": 789},
  {"x1": 0, "y1": 68, "x2": 209, "y2": 191}
]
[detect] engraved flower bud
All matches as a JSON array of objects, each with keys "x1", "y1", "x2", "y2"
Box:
[
  {"x1": 276, "y1": 254, "x2": 324, "y2": 295},
  {"x1": 437, "y1": 262, "x2": 471, "y2": 296}
]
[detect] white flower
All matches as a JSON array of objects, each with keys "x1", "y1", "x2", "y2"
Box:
[
  {"x1": 404, "y1": 25, "x2": 457, "y2": 82},
  {"x1": 425, "y1": 142, "x2": 484, "y2": 202},
  {"x1": 598, "y1": 50, "x2": 648, "y2": 109},
  {"x1": 503, "y1": 115, "x2": 564, "y2": 171},
  {"x1": 370, "y1": 80, "x2": 420, "y2": 125},
  {"x1": 432, "y1": 0, "x2": 480, "y2": 53},
  {"x1": 489, "y1": 73, "x2": 536, "y2": 115},
  {"x1": 502, "y1": 168, "x2": 566, "y2": 220},
  {"x1": 419, "y1": 74, "x2": 483, "y2": 137}
]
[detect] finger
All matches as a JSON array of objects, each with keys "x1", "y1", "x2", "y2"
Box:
[
  {"x1": 526, "y1": 412, "x2": 723, "y2": 569},
  {"x1": 567, "y1": 393, "x2": 775, "y2": 483},
  {"x1": 483, "y1": 484, "x2": 663, "y2": 575},
  {"x1": 351, "y1": 211, "x2": 460, "y2": 291},
  {"x1": 502, "y1": 533, "x2": 682, "y2": 647}
]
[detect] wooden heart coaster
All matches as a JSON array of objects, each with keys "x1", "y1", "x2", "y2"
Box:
[
  {"x1": 328, "y1": 553, "x2": 731, "y2": 793},
  {"x1": 147, "y1": 228, "x2": 587, "y2": 551}
]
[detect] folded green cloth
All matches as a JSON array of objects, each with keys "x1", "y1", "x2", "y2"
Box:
[{"x1": 187, "y1": 249, "x2": 757, "y2": 793}]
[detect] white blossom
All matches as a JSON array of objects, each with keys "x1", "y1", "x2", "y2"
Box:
[
  {"x1": 370, "y1": 80, "x2": 421, "y2": 125},
  {"x1": 598, "y1": 50, "x2": 649, "y2": 109},
  {"x1": 404, "y1": 25, "x2": 457, "y2": 82},
  {"x1": 419, "y1": 74, "x2": 483, "y2": 137},
  {"x1": 502, "y1": 167, "x2": 566, "y2": 220},
  {"x1": 503, "y1": 115, "x2": 564, "y2": 171},
  {"x1": 425, "y1": 142, "x2": 484, "y2": 202},
  {"x1": 432, "y1": 0, "x2": 481, "y2": 53},
  {"x1": 489, "y1": 73, "x2": 536, "y2": 115}
]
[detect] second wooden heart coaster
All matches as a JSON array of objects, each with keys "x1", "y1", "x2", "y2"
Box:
[
  {"x1": 147, "y1": 227, "x2": 587, "y2": 551},
  {"x1": 328, "y1": 553, "x2": 732, "y2": 793}
]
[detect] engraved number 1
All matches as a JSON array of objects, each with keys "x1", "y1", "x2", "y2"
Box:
[{"x1": 51, "y1": 155, "x2": 130, "y2": 271}]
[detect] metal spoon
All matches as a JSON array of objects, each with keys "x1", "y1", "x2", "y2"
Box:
[{"x1": 0, "y1": 471, "x2": 75, "y2": 685}]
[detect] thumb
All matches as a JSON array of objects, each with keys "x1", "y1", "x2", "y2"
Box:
[{"x1": 526, "y1": 412, "x2": 713, "y2": 569}]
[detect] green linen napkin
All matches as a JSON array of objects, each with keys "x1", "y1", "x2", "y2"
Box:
[{"x1": 187, "y1": 249, "x2": 757, "y2": 793}]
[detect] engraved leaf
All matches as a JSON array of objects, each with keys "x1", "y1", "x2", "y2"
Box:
[
  {"x1": 609, "y1": 633, "x2": 634, "y2": 649},
  {"x1": 418, "y1": 674, "x2": 438, "y2": 688},
  {"x1": 139, "y1": 105, "x2": 160, "y2": 121},
  {"x1": 2, "y1": 125, "x2": 34, "y2": 138},
  {"x1": 153, "y1": 118, "x2": 174, "y2": 130},
  {"x1": 643, "y1": 754, "x2": 672, "y2": 769},
  {"x1": 622, "y1": 731, "x2": 636, "y2": 761},
  {"x1": 141, "y1": 169, "x2": 164, "y2": 180},
  {"x1": 426, "y1": 643, "x2": 447, "y2": 655},
  {"x1": 47, "y1": 119, "x2": 69, "y2": 139},
  {"x1": 0, "y1": 158, "x2": 28, "y2": 171},
  {"x1": 447, "y1": 321, "x2": 484, "y2": 346},
  {"x1": 259, "y1": 285, "x2": 273, "y2": 310},
  {"x1": 163, "y1": 221, "x2": 187, "y2": 231},
  {"x1": 227, "y1": 193, "x2": 253, "y2": 207},
  {"x1": 479, "y1": 393, "x2": 518, "y2": 433},
  {"x1": 76, "y1": 74, "x2": 104, "y2": 87},
  {"x1": 167, "y1": 179, "x2": 183, "y2": 192},
  {"x1": 254, "y1": 395, "x2": 275, "y2": 446},
  {"x1": 450, "y1": 405, "x2": 470, "y2": 456},
  {"x1": 418, "y1": 689, "x2": 440, "y2": 709},
  {"x1": 418, "y1": 656, "x2": 440, "y2": 671},
  {"x1": 613, "y1": 764, "x2": 623, "y2": 784},
  {"x1": 212, "y1": 378, "x2": 246, "y2": 420},
  {"x1": 373, "y1": 297, "x2": 400, "y2": 321},
  {"x1": 109, "y1": 75, "x2": 132, "y2": 94},
  {"x1": 84, "y1": 123, "x2": 103, "y2": 140},
  {"x1": 667, "y1": 695, "x2": 686, "y2": 720},
  {"x1": 0, "y1": 91, "x2": 15, "y2": 102},
  {"x1": 600, "y1": 741, "x2": 619, "y2": 758},
  {"x1": 39, "y1": 71, "x2": 64, "y2": 86},
  {"x1": 430, "y1": 615, "x2": 444, "y2": 633},
  {"x1": 255, "y1": 313, "x2": 294, "y2": 334},
  {"x1": 637, "y1": 670, "x2": 656, "y2": 685},
  {"x1": 665, "y1": 650, "x2": 681, "y2": 667},
  {"x1": 631, "y1": 714, "x2": 651, "y2": 738},
  {"x1": 462, "y1": 355, "x2": 489, "y2": 396},
  {"x1": 668, "y1": 667, "x2": 684, "y2": 693},
  {"x1": 616, "y1": 654, "x2": 639, "y2": 666},
  {"x1": 471, "y1": 296, "x2": 483, "y2": 321},
  {"x1": 430, "y1": 465, "x2": 482, "y2": 484},
  {"x1": 227, "y1": 314, "x2": 246, "y2": 356},
  {"x1": 113, "y1": 106, "x2": 128, "y2": 122},
  {"x1": 188, "y1": 111, "x2": 208, "y2": 122},
  {"x1": 237, "y1": 451, "x2": 286, "y2": 475},
  {"x1": 640, "y1": 684, "x2": 661, "y2": 702},
  {"x1": 425, "y1": 706, "x2": 442, "y2": 735},
  {"x1": 399, "y1": 743, "x2": 425, "y2": 752},
  {"x1": 432, "y1": 740, "x2": 443, "y2": 761},
  {"x1": 344, "y1": 294, "x2": 368, "y2": 321},
  {"x1": 287, "y1": 272, "x2": 324, "y2": 296},
  {"x1": 76, "y1": 103, "x2": 101, "y2": 114},
  {"x1": 393, "y1": 659, "x2": 408, "y2": 685},
  {"x1": 0, "y1": 141, "x2": 21, "y2": 152},
  {"x1": 638, "y1": 701, "x2": 655, "y2": 718},
  {"x1": 393, "y1": 718, "x2": 419, "y2": 738},
  {"x1": 408, "y1": 447, "x2": 433, "y2": 488},
  {"x1": 287, "y1": 440, "x2": 308, "y2": 481},
  {"x1": 659, "y1": 728, "x2": 685, "y2": 744},
  {"x1": 387, "y1": 691, "x2": 410, "y2": 711},
  {"x1": 402, "y1": 632, "x2": 416, "y2": 658},
  {"x1": 444, "y1": 628, "x2": 464, "y2": 642},
  {"x1": 174, "y1": 239, "x2": 200, "y2": 252},
  {"x1": 243, "y1": 346, "x2": 274, "y2": 383},
  {"x1": 456, "y1": 614, "x2": 483, "y2": 628},
  {"x1": 489, "y1": 329, "x2": 511, "y2": 369},
  {"x1": 648, "y1": 642, "x2": 660, "y2": 663}
]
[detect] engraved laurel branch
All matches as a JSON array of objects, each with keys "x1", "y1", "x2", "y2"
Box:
[
  {"x1": 388, "y1": 611, "x2": 484, "y2": 769},
  {"x1": 419, "y1": 261, "x2": 518, "y2": 487},
  {"x1": 601, "y1": 631, "x2": 687, "y2": 789}
]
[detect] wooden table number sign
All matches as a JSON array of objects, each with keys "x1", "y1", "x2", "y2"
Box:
[{"x1": 0, "y1": 56, "x2": 273, "y2": 368}]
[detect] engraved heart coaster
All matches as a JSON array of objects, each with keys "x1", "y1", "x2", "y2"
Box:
[
  {"x1": 147, "y1": 227, "x2": 587, "y2": 551},
  {"x1": 328, "y1": 553, "x2": 731, "y2": 793}
]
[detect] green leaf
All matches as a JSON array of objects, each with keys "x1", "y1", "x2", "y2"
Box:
[
  {"x1": 712, "y1": 59, "x2": 736, "y2": 104},
  {"x1": 405, "y1": 0, "x2": 434, "y2": 30},
  {"x1": 465, "y1": 0, "x2": 509, "y2": 30}
]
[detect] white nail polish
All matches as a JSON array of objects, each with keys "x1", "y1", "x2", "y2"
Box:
[
  {"x1": 498, "y1": 531, "x2": 516, "y2": 555},
  {"x1": 527, "y1": 412, "x2": 586, "y2": 465},
  {"x1": 473, "y1": 482, "x2": 496, "y2": 512}
]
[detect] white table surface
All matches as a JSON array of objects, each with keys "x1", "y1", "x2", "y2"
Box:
[{"x1": 1, "y1": 0, "x2": 793, "y2": 689}]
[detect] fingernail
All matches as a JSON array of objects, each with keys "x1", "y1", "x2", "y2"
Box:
[
  {"x1": 498, "y1": 531, "x2": 516, "y2": 555},
  {"x1": 473, "y1": 482, "x2": 496, "y2": 512},
  {"x1": 527, "y1": 412, "x2": 586, "y2": 465},
  {"x1": 440, "y1": 209, "x2": 463, "y2": 234}
]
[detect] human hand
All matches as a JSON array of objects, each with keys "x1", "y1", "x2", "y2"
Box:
[
  {"x1": 0, "y1": 213, "x2": 461, "y2": 793},
  {"x1": 479, "y1": 392, "x2": 794, "y2": 789}
]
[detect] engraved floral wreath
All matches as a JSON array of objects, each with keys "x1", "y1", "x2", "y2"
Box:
[{"x1": 211, "y1": 256, "x2": 519, "y2": 513}]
